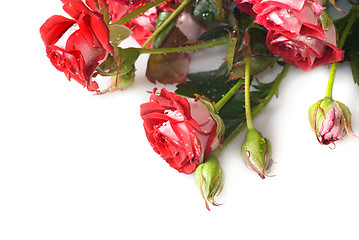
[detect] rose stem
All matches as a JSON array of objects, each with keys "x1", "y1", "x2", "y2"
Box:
[
  {"x1": 244, "y1": 56, "x2": 255, "y2": 130},
  {"x1": 134, "y1": 38, "x2": 228, "y2": 54},
  {"x1": 324, "y1": 6, "x2": 358, "y2": 99},
  {"x1": 112, "y1": 0, "x2": 167, "y2": 26},
  {"x1": 141, "y1": 0, "x2": 193, "y2": 48},
  {"x1": 213, "y1": 79, "x2": 244, "y2": 113},
  {"x1": 211, "y1": 63, "x2": 290, "y2": 157}
]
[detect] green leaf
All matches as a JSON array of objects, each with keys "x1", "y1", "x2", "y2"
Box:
[
  {"x1": 117, "y1": 48, "x2": 140, "y2": 75},
  {"x1": 146, "y1": 18, "x2": 192, "y2": 84},
  {"x1": 109, "y1": 25, "x2": 132, "y2": 46},
  {"x1": 229, "y1": 56, "x2": 279, "y2": 80},
  {"x1": 97, "y1": 47, "x2": 140, "y2": 93},
  {"x1": 237, "y1": 9, "x2": 255, "y2": 31},
  {"x1": 198, "y1": 25, "x2": 232, "y2": 41},
  {"x1": 247, "y1": 27, "x2": 271, "y2": 56},
  {"x1": 97, "y1": 47, "x2": 140, "y2": 76},
  {"x1": 146, "y1": 52, "x2": 191, "y2": 84},
  {"x1": 224, "y1": 38, "x2": 237, "y2": 73},
  {"x1": 152, "y1": 11, "x2": 177, "y2": 49},
  {"x1": 175, "y1": 70, "x2": 237, "y2": 102},
  {"x1": 320, "y1": 10, "x2": 334, "y2": 31}
]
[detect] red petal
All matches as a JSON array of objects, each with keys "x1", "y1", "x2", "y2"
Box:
[{"x1": 40, "y1": 15, "x2": 75, "y2": 45}]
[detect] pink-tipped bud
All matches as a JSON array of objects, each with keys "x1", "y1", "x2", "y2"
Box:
[{"x1": 308, "y1": 97, "x2": 355, "y2": 145}]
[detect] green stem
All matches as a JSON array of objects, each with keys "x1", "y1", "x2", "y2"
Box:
[
  {"x1": 133, "y1": 38, "x2": 228, "y2": 54},
  {"x1": 112, "y1": 0, "x2": 167, "y2": 26},
  {"x1": 244, "y1": 56, "x2": 255, "y2": 130},
  {"x1": 324, "y1": 62, "x2": 337, "y2": 99},
  {"x1": 142, "y1": 0, "x2": 192, "y2": 48},
  {"x1": 211, "y1": 63, "x2": 290, "y2": 156},
  {"x1": 324, "y1": 6, "x2": 357, "y2": 99},
  {"x1": 213, "y1": 79, "x2": 244, "y2": 113}
]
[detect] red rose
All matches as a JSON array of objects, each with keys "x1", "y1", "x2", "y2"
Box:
[
  {"x1": 45, "y1": 29, "x2": 107, "y2": 91},
  {"x1": 253, "y1": 0, "x2": 326, "y2": 39},
  {"x1": 266, "y1": 24, "x2": 344, "y2": 71},
  {"x1": 140, "y1": 88, "x2": 224, "y2": 174},
  {"x1": 40, "y1": 0, "x2": 113, "y2": 91}
]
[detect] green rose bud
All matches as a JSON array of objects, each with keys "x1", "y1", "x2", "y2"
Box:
[
  {"x1": 241, "y1": 129, "x2": 273, "y2": 179},
  {"x1": 194, "y1": 155, "x2": 224, "y2": 211},
  {"x1": 308, "y1": 97, "x2": 354, "y2": 146}
]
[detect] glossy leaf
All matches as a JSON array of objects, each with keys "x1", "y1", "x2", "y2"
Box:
[
  {"x1": 176, "y1": 70, "x2": 237, "y2": 102},
  {"x1": 247, "y1": 27, "x2": 271, "y2": 56}
]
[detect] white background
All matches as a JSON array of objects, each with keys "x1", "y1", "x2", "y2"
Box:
[{"x1": 1, "y1": 1, "x2": 359, "y2": 239}]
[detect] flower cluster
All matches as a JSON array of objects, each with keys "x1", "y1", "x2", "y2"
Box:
[{"x1": 40, "y1": 0, "x2": 359, "y2": 210}]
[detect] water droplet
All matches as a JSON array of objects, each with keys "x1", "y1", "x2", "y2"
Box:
[{"x1": 201, "y1": 11, "x2": 214, "y2": 21}]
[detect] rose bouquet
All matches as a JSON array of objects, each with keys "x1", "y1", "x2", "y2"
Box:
[{"x1": 40, "y1": 0, "x2": 359, "y2": 210}]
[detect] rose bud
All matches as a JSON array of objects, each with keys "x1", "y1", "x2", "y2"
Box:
[
  {"x1": 194, "y1": 155, "x2": 224, "y2": 211},
  {"x1": 140, "y1": 88, "x2": 224, "y2": 174},
  {"x1": 308, "y1": 98, "x2": 355, "y2": 145},
  {"x1": 241, "y1": 129, "x2": 273, "y2": 179}
]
